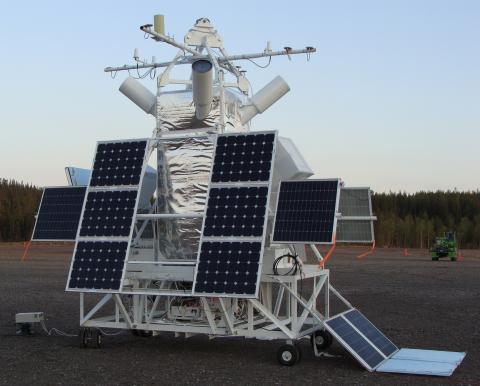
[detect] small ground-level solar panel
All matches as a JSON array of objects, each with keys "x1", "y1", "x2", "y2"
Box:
[
  {"x1": 192, "y1": 131, "x2": 277, "y2": 298},
  {"x1": 272, "y1": 179, "x2": 340, "y2": 244},
  {"x1": 343, "y1": 309, "x2": 397, "y2": 357},
  {"x1": 32, "y1": 186, "x2": 86, "y2": 241},
  {"x1": 325, "y1": 309, "x2": 398, "y2": 371}
]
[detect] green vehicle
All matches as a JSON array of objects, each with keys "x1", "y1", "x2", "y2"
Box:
[{"x1": 431, "y1": 231, "x2": 457, "y2": 261}]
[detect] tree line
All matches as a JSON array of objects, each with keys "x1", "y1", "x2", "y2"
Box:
[
  {"x1": 0, "y1": 179, "x2": 479, "y2": 248},
  {"x1": 0, "y1": 179, "x2": 42, "y2": 242},
  {"x1": 373, "y1": 191, "x2": 480, "y2": 249}
]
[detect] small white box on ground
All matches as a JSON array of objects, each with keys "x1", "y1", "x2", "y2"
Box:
[{"x1": 15, "y1": 312, "x2": 44, "y2": 324}]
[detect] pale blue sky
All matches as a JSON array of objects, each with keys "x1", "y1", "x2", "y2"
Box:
[{"x1": 0, "y1": 0, "x2": 478, "y2": 192}]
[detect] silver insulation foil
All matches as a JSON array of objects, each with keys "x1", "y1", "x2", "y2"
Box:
[
  {"x1": 155, "y1": 136, "x2": 214, "y2": 260},
  {"x1": 153, "y1": 89, "x2": 248, "y2": 260}
]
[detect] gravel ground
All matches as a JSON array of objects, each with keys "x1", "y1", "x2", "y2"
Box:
[{"x1": 0, "y1": 243, "x2": 479, "y2": 386}]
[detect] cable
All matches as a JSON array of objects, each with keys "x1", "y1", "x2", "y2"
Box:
[
  {"x1": 272, "y1": 253, "x2": 301, "y2": 276},
  {"x1": 247, "y1": 56, "x2": 272, "y2": 68},
  {"x1": 40, "y1": 320, "x2": 77, "y2": 337}
]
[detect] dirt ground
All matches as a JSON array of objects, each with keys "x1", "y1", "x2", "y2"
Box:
[{"x1": 0, "y1": 243, "x2": 479, "y2": 386}]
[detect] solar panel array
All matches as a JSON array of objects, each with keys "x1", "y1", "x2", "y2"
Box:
[
  {"x1": 32, "y1": 187, "x2": 86, "y2": 241},
  {"x1": 67, "y1": 139, "x2": 148, "y2": 292},
  {"x1": 325, "y1": 309, "x2": 398, "y2": 371},
  {"x1": 272, "y1": 179, "x2": 340, "y2": 244},
  {"x1": 193, "y1": 131, "x2": 277, "y2": 298},
  {"x1": 336, "y1": 188, "x2": 375, "y2": 243}
]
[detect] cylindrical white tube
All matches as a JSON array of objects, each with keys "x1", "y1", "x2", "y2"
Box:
[
  {"x1": 240, "y1": 76, "x2": 290, "y2": 124},
  {"x1": 119, "y1": 77, "x2": 156, "y2": 115},
  {"x1": 192, "y1": 59, "x2": 213, "y2": 120}
]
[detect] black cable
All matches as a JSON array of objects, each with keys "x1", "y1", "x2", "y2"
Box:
[{"x1": 273, "y1": 253, "x2": 301, "y2": 276}]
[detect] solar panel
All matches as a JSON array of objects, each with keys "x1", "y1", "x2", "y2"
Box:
[
  {"x1": 68, "y1": 241, "x2": 128, "y2": 290},
  {"x1": 272, "y1": 179, "x2": 340, "y2": 244},
  {"x1": 211, "y1": 133, "x2": 275, "y2": 183},
  {"x1": 343, "y1": 309, "x2": 397, "y2": 357},
  {"x1": 67, "y1": 138, "x2": 149, "y2": 293},
  {"x1": 78, "y1": 190, "x2": 138, "y2": 237},
  {"x1": 336, "y1": 187, "x2": 375, "y2": 243},
  {"x1": 192, "y1": 131, "x2": 277, "y2": 298},
  {"x1": 194, "y1": 241, "x2": 262, "y2": 296},
  {"x1": 336, "y1": 220, "x2": 373, "y2": 243},
  {"x1": 32, "y1": 187, "x2": 86, "y2": 241},
  {"x1": 326, "y1": 314, "x2": 385, "y2": 370},
  {"x1": 90, "y1": 140, "x2": 148, "y2": 187},
  {"x1": 203, "y1": 186, "x2": 269, "y2": 237},
  {"x1": 338, "y1": 188, "x2": 371, "y2": 216}
]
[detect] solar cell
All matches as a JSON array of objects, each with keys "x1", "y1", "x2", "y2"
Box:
[
  {"x1": 203, "y1": 186, "x2": 269, "y2": 237},
  {"x1": 338, "y1": 188, "x2": 371, "y2": 216},
  {"x1": 67, "y1": 241, "x2": 128, "y2": 290},
  {"x1": 193, "y1": 241, "x2": 262, "y2": 296},
  {"x1": 79, "y1": 190, "x2": 138, "y2": 237},
  {"x1": 326, "y1": 315, "x2": 385, "y2": 370},
  {"x1": 90, "y1": 140, "x2": 147, "y2": 187},
  {"x1": 272, "y1": 179, "x2": 340, "y2": 243},
  {"x1": 192, "y1": 131, "x2": 276, "y2": 298},
  {"x1": 211, "y1": 133, "x2": 275, "y2": 183},
  {"x1": 344, "y1": 309, "x2": 397, "y2": 357},
  {"x1": 336, "y1": 220, "x2": 373, "y2": 243},
  {"x1": 32, "y1": 187, "x2": 86, "y2": 241}
]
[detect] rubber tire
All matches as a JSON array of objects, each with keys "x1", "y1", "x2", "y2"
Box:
[
  {"x1": 277, "y1": 344, "x2": 299, "y2": 366},
  {"x1": 139, "y1": 330, "x2": 153, "y2": 338},
  {"x1": 91, "y1": 329, "x2": 102, "y2": 349},
  {"x1": 311, "y1": 330, "x2": 333, "y2": 350},
  {"x1": 78, "y1": 328, "x2": 88, "y2": 348}
]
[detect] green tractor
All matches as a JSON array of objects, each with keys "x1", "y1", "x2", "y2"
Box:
[{"x1": 431, "y1": 231, "x2": 457, "y2": 261}]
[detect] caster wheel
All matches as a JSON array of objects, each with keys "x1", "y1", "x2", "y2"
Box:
[
  {"x1": 311, "y1": 330, "x2": 333, "y2": 351},
  {"x1": 277, "y1": 344, "x2": 300, "y2": 366},
  {"x1": 139, "y1": 330, "x2": 153, "y2": 338},
  {"x1": 131, "y1": 329, "x2": 139, "y2": 337},
  {"x1": 91, "y1": 329, "x2": 102, "y2": 348},
  {"x1": 79, "y1": 328, "x2": 102, "y2": 348},
  {"x1": 79, "y1": 328, "x2": 88, "y2": 348}
]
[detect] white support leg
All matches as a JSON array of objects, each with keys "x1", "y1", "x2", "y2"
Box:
[
  {"x1": 249, "y1": 299, "x2": 295, "y2": 339},
  {"x1": 80, "y1": 294, "x2": 113, "y2": 325}
]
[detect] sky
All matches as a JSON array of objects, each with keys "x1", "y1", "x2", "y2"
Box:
[{"x1": 0, "y1": 0, "x2": 478, "y2": 192}]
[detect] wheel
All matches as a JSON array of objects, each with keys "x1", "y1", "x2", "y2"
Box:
[
  {"x1": 91, "y1": 329, "x2": 102, "y2": 348},
  {"x1": 139, "y1": 330, "x2": 153, "y2": 337},
  {"x1": 78, "y1": 328, "x2": 88, "y2": 348},
  {"x1": 79, "y1": 328, "x2": 102, "y2": 348},
  {"x1": 311, "y1": 330, "x2": 333, "y2": 351},
  {"x1": 131, "y1": 329, "x2": 139, "y2": 337},
  {"x1": 277, "y1": 344, "x2": 300, "y2": 366}
]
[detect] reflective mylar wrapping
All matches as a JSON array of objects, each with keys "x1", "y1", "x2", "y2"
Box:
[
  {"x1": 156, "y1": 89, "x2": 247, "y2": 133},
  {"x1": 157, "y1": 136, "x2": 214, "y2": 259}
]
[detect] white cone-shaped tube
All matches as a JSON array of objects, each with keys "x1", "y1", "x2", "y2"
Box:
[
  {"x1": 192, "y1": 59, "x2": 213, "y2": 120},
  {"x1": 119, "y1": 77, "x2": 156, "y2": 115},
  {"x1": 240, "y1": 76, "x2": 290, "y2": 124}
]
